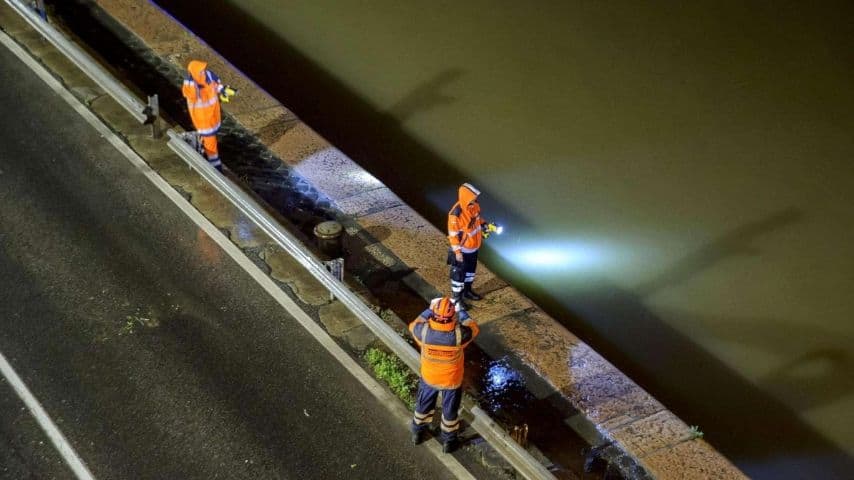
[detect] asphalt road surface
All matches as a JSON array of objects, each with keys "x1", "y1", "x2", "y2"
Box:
[{"x1": 0, "y1": 40, "x2": 455, "y2": 480}]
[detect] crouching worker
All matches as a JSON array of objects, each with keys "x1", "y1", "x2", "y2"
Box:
[{"x1": 409, "y1": 297, "x2": 479, "y2": 453}]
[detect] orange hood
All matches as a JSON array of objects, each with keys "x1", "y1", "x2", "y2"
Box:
[
  {"x1": 187, "y1": 60, "x2": 208, "y2": 85},
  {"x1": 458, "y1": 183, "x2": 480, "y2": 207}
]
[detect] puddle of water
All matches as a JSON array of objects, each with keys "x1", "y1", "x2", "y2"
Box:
[{"x1": 465, "y1": 351, "x2": 588, "y2": 476}]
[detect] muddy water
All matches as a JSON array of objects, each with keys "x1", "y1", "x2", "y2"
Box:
[{"x1": 152, "y1": 1, "x2": 854, "y2": 477}]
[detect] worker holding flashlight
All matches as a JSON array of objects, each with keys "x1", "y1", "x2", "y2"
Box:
[
  {"x1": 182, "y1": 60, "x2": 236, "y2": 171},
  {"x1": 447, "y1": 183, "x2": 501, "y2": 307}
]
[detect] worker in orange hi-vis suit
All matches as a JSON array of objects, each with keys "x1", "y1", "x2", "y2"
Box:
[
  {"x1": 181, "y1": 60, "x2": 235, "y2": 171},
  {"x1": 409, "y1": 297, "x2": 479, "y2": 453},
  {"x1": 447, "y1": 183, "x2": 501, "y2": 308}
]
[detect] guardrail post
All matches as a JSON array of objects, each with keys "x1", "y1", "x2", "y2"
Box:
[
  {"x1": 322, "y1": 258, "x2": 345, "y2": 301},
  {"x1": 145, "y1": 94, "x2": 160, "y2": 138}
]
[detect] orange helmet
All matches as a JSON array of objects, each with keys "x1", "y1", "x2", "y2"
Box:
[{"x1": 430, "y1": 297, "x2": 456, "y2": 323}]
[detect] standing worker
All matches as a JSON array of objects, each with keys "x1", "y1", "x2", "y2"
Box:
[
  {"x1": 181, "y1": 60, "x2": 236, "y2": 171},
  {"x1": 447, "y1": 183, "x2": 501, "y2": 307},
  {"x1": 409, "y1": 297, "x2": 479, "y2": 453}
]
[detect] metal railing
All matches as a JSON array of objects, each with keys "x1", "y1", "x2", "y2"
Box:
[
  {"x1": 167, "y1": 130, "x2": 420, "y2": 369},
  {"x1": 167, "y1": 130, "x2": 556, "y2": 480},
  {"x1": 6, "y1": 0, "x2": 159, "y2": 133}
]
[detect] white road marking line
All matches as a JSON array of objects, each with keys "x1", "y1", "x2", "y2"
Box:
[
  {"x1": 0, "y1": 30, "x2": 98, "y2": 480},
  {"x1": 0, "y1": 26, "x2": 474, "y2": 480},
  {"x1": 0, "y1": 351, "x2": 96, "y2": 480}
]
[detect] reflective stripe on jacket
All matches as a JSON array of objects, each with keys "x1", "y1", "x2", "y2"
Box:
[
  {"x1": 182, "y1": 60, "x2": 223, "y2": 136},
  {"x1": 409, "y1": 308, "x2": 479, "y2": 389},
  {"x1": 448, "y1": 183, "x2": 485, "y2": 254}
]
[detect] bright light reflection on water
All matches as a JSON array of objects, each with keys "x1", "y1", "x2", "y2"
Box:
[
  {"x1": 480, "y1": 357, "x2": 528, "y2": 415},
  {"x1": 494, "y1": 239, "x2": 606, "y2": 272}
]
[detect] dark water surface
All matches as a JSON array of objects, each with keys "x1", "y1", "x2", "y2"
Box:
[{"x1": 152, "y1": 1, "x2": 854, "y2": 477}]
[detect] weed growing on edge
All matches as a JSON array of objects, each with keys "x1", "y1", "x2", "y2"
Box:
[
  {"x1": 689, "y1": 425, "x2": 704, "y2": 439},
  {"x1": 120, "y1": 316, "x2": 138, "y2": 335},
  {"x1": 365, "y1": 347, "x2": 418, "y2": 410}
]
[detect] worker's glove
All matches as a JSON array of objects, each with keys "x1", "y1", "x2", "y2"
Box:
[
  {"x1": 454, "y1": 251, "x2": 464, "y2": 263},
  {"x1": 219, "y1": 85, "x2": 237, "y2": 103},
  {"x1": 481, "y1": 222, "x2": 503, "y2": 239}
]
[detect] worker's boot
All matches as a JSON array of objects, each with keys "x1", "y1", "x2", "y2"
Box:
[
  {"x1": 442, "y1": 437, "x2": 459, "y2": 454},
  {"x1": 411, "y1": 429, "x2": 425, "y2": 446},
  {"x1": 452, "y1": 292, "x2": 469, "y2": 310},
  {"x1": 463, "y1": 283, "x2": 483, "y2": 301}
]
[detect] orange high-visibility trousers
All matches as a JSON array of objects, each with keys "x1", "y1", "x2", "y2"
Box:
[{"x1": 200, "y1": 135, "x2": 220, "y2": 168}]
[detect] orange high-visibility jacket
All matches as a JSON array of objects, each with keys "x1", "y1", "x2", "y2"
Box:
[
  {"x1": 409, "y1": 308, "x2": 479, "y2": 390},
  {"x1": 448, "y1": 183, "x2": 485, "y2": 254},
  {"x1": 182, "y1": 60, "x2": 223, "y2": 136}
]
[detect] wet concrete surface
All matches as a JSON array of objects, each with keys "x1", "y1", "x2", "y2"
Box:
[{"x1": 0, "y1": 42, "x2": 457, "y2": 479}]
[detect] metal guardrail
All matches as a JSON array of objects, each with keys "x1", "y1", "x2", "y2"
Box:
[
  {"x1": 31, "y1": 0, "x2": 44, "y2": 19},
  {"x1": 471, "y1": 406, "x2": 554, "y2": 479},
  {"x1": 166, "y1": 130, "x2": 556, "y2": 480},
  {"x1": 5, "y1": 0, "x2": 157, "y2": 128},
  {"x1": 167, "y1": 130, "x2": 421, "y2": 370}
]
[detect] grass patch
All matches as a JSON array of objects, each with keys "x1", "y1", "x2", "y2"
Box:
[{"x1": 365, "y1": 347, "x2": 418, "y2": 410}]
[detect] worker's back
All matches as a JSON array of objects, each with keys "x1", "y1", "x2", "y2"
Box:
[{"x1": 410, "y1": 308, "x2": 479, "y2": 390}]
